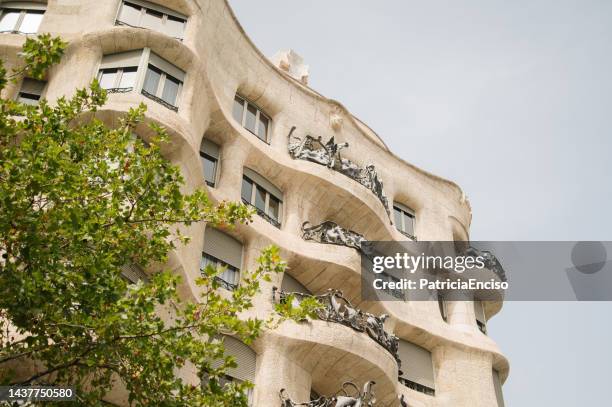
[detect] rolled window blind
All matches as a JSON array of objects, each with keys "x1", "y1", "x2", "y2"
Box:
[
  {"x1": 398, "y1": 339, "x2": 435, "y2": 389},
  {"x1": 243, "y1": 167, "x2": 282, "y2": 201},
  {"x1": 100, "y1": 50, "x2": 143, "y2": 70},
  {"x1": 211, "y1": 335, "x2": 256, "y2": 382},
  {"x1": 149, "y1": 52, "x2": 185, "y2": 82},
  {"x1": 201, "y1": 138, "x2": 220, "y2": 159},
  {"x1": 281, "y1": 273, "x2": 310, "y2": 294},
  {"x1": 492, "y1": 369, "x2": 505, "y2": 407},
  {"x1": 203, "y1": 227, "x2": 242, "y2": 269},
  {"x1": 20, "y1": 78, "x2": 45, "y2": 95}
]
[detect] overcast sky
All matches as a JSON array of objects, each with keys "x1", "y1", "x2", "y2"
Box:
[{"x1": 230, "y1": 1, "x2": 612, "y2": 405}]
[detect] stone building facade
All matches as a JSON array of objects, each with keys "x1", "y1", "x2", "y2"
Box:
[{"x1": 0, "y1": 0, "x2": 508, "y2": 405}]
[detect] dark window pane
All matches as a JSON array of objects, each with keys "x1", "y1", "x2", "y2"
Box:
[
  {"x1": 393, "y1": 207, "x2": 403, "y2": 231},
  {"x1": 202, "y1": 154, "x2": 217, "y2": 187},
  {"x1": 232, "y1": 96, "x2": 244, "y2": 123},
  {"x1": 241, "y1": 177, "x2": 253, "y2": 203},
  {"x1": 161, "y1": 74, "x2": 180, "y2": 106},
  {"x1": 257, "y1": 114, "x2": 268, "y2": 141},
  {"x1": 255, "y1": 185, "x2": 266, "y2": 212},
  {"x1": 245, "y1": 103, "x2": 257, "y2": 133},
  {"x1": 17, "y1": 93, "x2": 40, "y2": 106},
  {"x1": 268, "y1": 195, "x2": 280, "y2": 221},
  {"x1": 142, "y1": 65, "x2": 162, "y2": 95}
]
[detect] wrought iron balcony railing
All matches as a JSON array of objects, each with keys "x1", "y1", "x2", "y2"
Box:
[
  {"x1": 141, "y1": 89, "x2": 179, "y2": 112},
  {"x1": 105, "y1": 87, "x2": 133, "y2": 94},
  {"x1": 272, "y1": 287, "x2": 400, "y2": 365},
  {"x1": 242, "y1": 199, "x2": 281, "y2": 228},
  {"x1": 398, "y1": 377, "x2": 435, "y2": 396},
  {"x1": 280, "y1": 381, "x2": 376, "y2": 407},
  {"x1": 287, "y1": 127, "x2": 391, "y2": 221},
  {"x1": 301, "y1": 221, "x2": 371, "y2": 255}
]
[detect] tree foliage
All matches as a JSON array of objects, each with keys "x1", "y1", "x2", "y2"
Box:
[{"x1": 0, "y1": 35, "x2": 320, "y2": 406}]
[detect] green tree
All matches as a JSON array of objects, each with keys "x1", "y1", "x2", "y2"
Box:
[{"x1": 0, "y1": 35, "x2": 319, "y2": 406}]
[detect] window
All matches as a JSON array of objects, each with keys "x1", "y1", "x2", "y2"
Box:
[
  {"x1": 397, "y1": 340, "x2": 435, "y2": 396},
  {"x1": 97, "y1": 49, "x2": 185, "y2": 111},
  {"x1": 200, "y1": 139, "x2": 220, "y2": 187},
  {"x1": 281, "y1": 273, "x2": 311, "y2": 295},
  {"x1": 206, "y1": 335, "x2": 256, "y2": 406},
  {"x1": 120, "y1": 264, "x2": 149, "y2": 283},
  {"x1": 16, "y1": 78, "x2": 45, "y2": 105},
  {"x1": 232, "y1": 95, "x2": 271, "y2": 143},
  {"x1": 202, "y1": 227, "x2": 243, "y2": 291},
  {"x1": 241, "y1": 168, "x2": 283, "y2": 227},
  {"x1": 116, "y1": 0, "x2": 186, "y2": 39},
  {"x1": 393, "y1": 202, "x2": 416, "y2": 240},
  {"x1": 474, "y1": 300, "x2": 487, "y2": 334},
  {"x1": 0, "y1": 3, "x2": 45, "y2": 34}
]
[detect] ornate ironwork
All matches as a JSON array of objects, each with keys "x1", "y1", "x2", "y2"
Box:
[
  {"x1": 398, "y1": 377, "x2": 435, "y2": 396},
  {"x1": 141, "y1": 89, "x2": 179, "y2": 112},
  {"x1": 280, "y1": 381, "x2": 376, "y2": 407},
  {"x1": 273, "y1": 288, "x2": 400, "y2": 365},
  {"x1": 242, "y1": 199, "x2": 281, "y2": 228},
  {"x1": 398, "y1": 229, "x2": 417, "y2": 242},
  {"x1": 288, "y1": 127, "x2": 391, "y2": 220},
  {"x1": 301, "y1": 221, "x2": 370, "y2": 254},
  {"x1": 462, "y1": 246, "x2": 507, "y2": 282},
  {"x1": 105, "y1": 87, "x2": 134, "y2": 94},
  {"x1": 214, "y1": 276, "x2": 238, "y2": 291}
]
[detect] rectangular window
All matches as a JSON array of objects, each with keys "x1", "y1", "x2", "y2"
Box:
[
  {"x1": 98, "y1": 49, "x2": 184, "y2": 111},
  {"x1": 393, "y1": 202, "x2": 416, "y2": 240},
  {"x1": 0, "y1": 5, "x2": 45, "y2": 34},
  {"x1": 202, "y1": 227, "x2": 243, "y2": 291},
  {"x1": 232, "y1": 94, "x2": 271, "y2": 143},
  {"x1": 241, "y1": 168, "x2": 283, "y2": 227},
  {"x1": 98, "y1": 67, "x2": 137, "y2": 91},
  {"x1": 398, "y1": 340, "x2": 436, "y2": 396},
  {"x1": 116, "y1": 0, "x2": 186, "y2": 39},
  {"x1": 200, "y1": 139, "x2": 220, "y2": 187},
  {"x1": 16, "y1": 78, "x2": 45, "y2": 105}
]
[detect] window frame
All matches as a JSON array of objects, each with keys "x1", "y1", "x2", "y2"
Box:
[
  {"x1": 97, "y1": 48, "x2": 185, "y2": 111},
  {"x1": 393, "y1": 201, "x2": 416, "y2": 240},
  {"x1": 200, "y1": 138, "x2": 220, "y2": 187},
  {"x1": 115, "y1": 0, "x2": 187, "y2": 40},
  {"x1": 241, "y1": 170, "x2": 283, "y2": 228},
  {"x1": 97, "y1": 67, "x2": 138, "y2": 93},
  {"x1": 0, "y1": 3, "x2": 45, "y2": 34},
  {"x1": 233, "y1": 94, "x2": 271, "y2": 143},
  {"x1": 16, "y1": 77, "x2": 46, "y2": 105}
]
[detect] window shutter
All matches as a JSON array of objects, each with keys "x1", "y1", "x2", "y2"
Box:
[
  {"x1": 243, "y1": 167, "x2": 282, "y2": 201},
  {"x1": 203, "y1": 227, "x2": 242, "y2": 269},
  {"x1": 281, "y1": 273, "x2": 310, "y2": 294},
  {"x1": 121, "y1": 264, "x2": 149, "y2": 283},
  {"x1": 492, "y1": 369, "x2": 505, "y2": 407},
  {"x1": 201, "y1": 138, "x2": 220, "y2": 160},
  {"x1": 100, "y1": 50, "x2": 143, "y2": 70},
  {"x1": 211, "y1": 335, "x2": 256, "y2": 382},
  {"x1": 148, "y1": 52, "x2": 185, "y2": 82},
  {"x1": 398, "y1": 340, "x2": 435, "y2": 389},
  {"x1": 122, "y1": 0, "x2": 186, "y2": 20},
  {"x1": 393, "y1": 201, "x2": 414, "y2": 215},
  {"x1": 20, "y1": 78, "x2": 45, "y2": 95}
]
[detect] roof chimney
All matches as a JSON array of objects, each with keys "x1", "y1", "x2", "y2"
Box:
[{"x1": 271, "y1": 49, "x2": 309, "y2": 85}]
